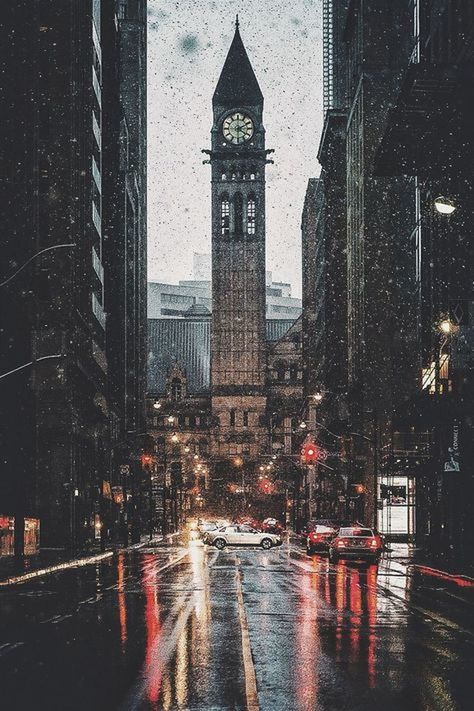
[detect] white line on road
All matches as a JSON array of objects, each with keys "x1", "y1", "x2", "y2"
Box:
[{"x1": 235, "y1": 557, "x2": 260, "y2": 711}]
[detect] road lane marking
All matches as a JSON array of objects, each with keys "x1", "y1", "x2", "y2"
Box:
[{"x1": 235, "y1": 559, "x2": 260, "y2": 711}]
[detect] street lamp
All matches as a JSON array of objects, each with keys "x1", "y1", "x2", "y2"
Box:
[
  {"x1": 312, "y1": 392, "x2": 324, "y2": 403},
  {"x1": 167, "y1": 415, "x2": 175, "y2": 424},
  {"x1": 438, "y1": 318, "x2": 458, "y2": 335},
  {"x1": 171, "y1": 433, "x2": 179, "y2": 443},
  {"x1": 434, "y1": 196, "x2": 456, "y2": 215},
  {"x1": 299, "y1": 421, "x2": 307, "y2": 430},
  {"x1": 153, "y1": 399, "x2": 161, "y2": 410}
]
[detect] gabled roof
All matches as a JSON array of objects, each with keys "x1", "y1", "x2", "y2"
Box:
[{"x1": 213, "y1": 22, "x2": 263, "y2": 108}]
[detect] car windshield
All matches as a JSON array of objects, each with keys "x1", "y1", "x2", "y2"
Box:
[{"x1": 339, "y1": 527, "x2": 373, "y2": 537}]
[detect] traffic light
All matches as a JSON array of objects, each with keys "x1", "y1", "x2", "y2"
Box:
[
  {"x1": 140, "y1": 454, "x2": 152, "y2": 468},
  {"x1": 301, "y1": 441, "x2": 319, "y2": 464},
  {"x1": 352, "y1": 483, "x2": 366, "y2": 495}
]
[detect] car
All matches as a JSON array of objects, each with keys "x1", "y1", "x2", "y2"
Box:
[
  {"x1": 207, "y1": 524, "x2": 282, "y2": 550},
  {"x1": 304, "y1": 518, "x2": 361, "y2": 553},
  {"x1": 329, "y1": 526, "x2": 383, "y2": 562},
  {"x1": 306, "y1": 524, "x2": 338, "y2": 554},
  {"x1": 197, "y1": 521, "x2": 219, "y2": 541},
  {"x1": 261, "y1": 517, "x2": 284, "y2": 534}
]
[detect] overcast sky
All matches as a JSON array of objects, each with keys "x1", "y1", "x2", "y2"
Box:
[{"x1": 147, "y1": 0, "x2": 323, "y2": 297}]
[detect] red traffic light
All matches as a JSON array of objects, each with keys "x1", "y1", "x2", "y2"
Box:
[
  {"x1": 301, "y1": 442, "x2": 319, "y2": 464},
  {"x1": 140, "y1": 454, "x2": 152, "y2": 468}
]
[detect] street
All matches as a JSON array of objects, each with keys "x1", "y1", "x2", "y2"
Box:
[{"x1": 1, "y1": 536, "x2": 474, "y2": 711}]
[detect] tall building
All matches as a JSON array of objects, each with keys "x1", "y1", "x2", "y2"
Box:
[
  {"x1": 102, "y1": 0, "x2": 147, "y2": 489},
  {"x1": 146, "y1": 22, "x2": 305, "y2": 525},
  {"x1": 309, "y1": 0, "x2": 474, "y2": 558},
  {"x1": 0, "y1": 0, "x2": 147, "y2": 553},
  {"x1": 207, "y1": 21, "x2": 270, "y2": 461},
  {"x1": 375, "y1": 0, "x2": 474, "y2": 558}
]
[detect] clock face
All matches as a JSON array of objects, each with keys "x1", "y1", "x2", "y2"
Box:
[{"x1": 222, "y1": 112, "x2": 254, "y2": 145}]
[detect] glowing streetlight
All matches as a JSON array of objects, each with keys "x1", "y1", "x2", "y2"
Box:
[
  {"x1": 193, "y1": 454, "x2": 199, "y2": 460},
  {"x1": 167, "y1": 415, "x2": 175, "y2": 424},
  {"x1": 439, "y1": 319, "x2": 458, "y2": 335},
  {"x1": 434, "y1": 196, "x2": 456, "y2": 215},
  {"x1": 171, "y1": 433, "x2": 179, "y2": 443},
  {"x1": 153, "y1": 399, "x2": 161, "y2": 410},
  {"x1": 184, "y1": 445, "x2": 190, "y2": 453},
  {"x1": 312, "y1": 392, "x2": 324, "y2": 403},
  {"x1": 234, "y1": 456, "x2": 243, "y2": 467},
  {"x1": 299, "y1": 421, "x2": 307, "y2": 429}
]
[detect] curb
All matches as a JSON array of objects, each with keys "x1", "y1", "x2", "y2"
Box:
[
  {"x1": 0, "y1": 534, "x2": 176, "y2": 588},
  {"x1": 410, "y1": 563, "x2": 474, "y2": 588},
  {"x1": 0, "y1": 551, "x2": 114, "y2": 587},
  {"x1": 0, "y1": 531, "x2": 181, "y2": 588}
]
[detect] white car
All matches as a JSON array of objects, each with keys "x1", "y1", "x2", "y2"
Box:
[{"x1": 207, "y1": 524, "x2": 282, "y2": 550}]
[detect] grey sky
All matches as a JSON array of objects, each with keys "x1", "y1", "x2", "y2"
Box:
[{"x1": 147, "y1": 0, "x2": 323, "y2": 297}]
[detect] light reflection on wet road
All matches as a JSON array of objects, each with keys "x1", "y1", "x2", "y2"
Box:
[{"x1": 1, "y1": 538, "x2": 474, "y2": 710}]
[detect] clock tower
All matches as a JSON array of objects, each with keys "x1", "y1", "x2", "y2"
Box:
[{"x1": 206, "y1": 19, "x2": 270, "y2": 461}]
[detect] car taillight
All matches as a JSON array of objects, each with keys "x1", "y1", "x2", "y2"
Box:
[
  {"x1": 337, "y1": 539, "x2": 345, "y2": 547},
  {"x1": 370, "y1": 539, "x2": 377, "y2": 547}
]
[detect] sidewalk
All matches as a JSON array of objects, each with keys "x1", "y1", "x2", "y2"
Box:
[{"x1": 0, "y1": 536, "x2": 169, "y2": 587}]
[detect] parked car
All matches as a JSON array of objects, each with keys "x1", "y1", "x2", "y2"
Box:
[
  {"x1": 207, "y1": 524, "x2": 282, "y2": 550},
  {"x1": 329, "y1": 526, "x2": 383, "y2": 562}
]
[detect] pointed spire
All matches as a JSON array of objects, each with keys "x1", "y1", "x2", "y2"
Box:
[{"x1": 213, "y1": 20, "x2": 263, "y2": 108}]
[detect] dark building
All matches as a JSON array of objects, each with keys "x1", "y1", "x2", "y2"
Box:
[
  {"x1": 101, "y1": 0, "x2": 148, "y2": 535},
  {"x1": 375, "y1": 0, "x2": 474, "y2": 559},
  {"x1": 306, "y1": 0, "x2": 474, "y2": 556},
  {"x1": 0, "y1": 0, "x2": 147, "y2": 553},
  {"x1": 301, "y1": 111, "x2": 349, "y2": 519},
  {"x1": 302, "y1": 0, "x2": 419, "y2": 531}
]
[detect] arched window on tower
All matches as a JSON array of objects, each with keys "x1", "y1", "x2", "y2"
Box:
[
  {"x1": 247, "y1": 195, "x2": 256, "y2": 235},
  {"x1": 234, "y1": 193, "x2": 243, "y2": 235},
  {"x1": 221, "y1": 194, "x2": 230, "y2": 236},
  {"x1": 171, "y1": 377, "x2": 183, "y2": 402}
]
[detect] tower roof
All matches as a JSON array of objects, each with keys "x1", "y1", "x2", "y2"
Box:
[{"x1": 213, "y1": 20, "x2": 263, "y2": 108}]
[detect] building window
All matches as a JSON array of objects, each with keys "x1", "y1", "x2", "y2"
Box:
[
  {"x1": 171, "y1": 377, "x2": 183, "y2": 402},
  {"x1": 234, "y1": 194, "x2": 243, "y2": 235},
  {"x1": 230, "y1": 410, "x2": 236, "y2": 427},
  {"x1": 247, "y1": 196, "x2": 256, "y2": 235},
  {"x1": 243, "y1": 411, "x2": 249, "y2": 427},
  {"x1": 221, "y1": 195, "x2": 230, "y2": 236}
]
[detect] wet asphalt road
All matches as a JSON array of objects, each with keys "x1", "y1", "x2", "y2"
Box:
[{"x1": 1, "y1": 537, "x2": 474, "y2": 711}]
